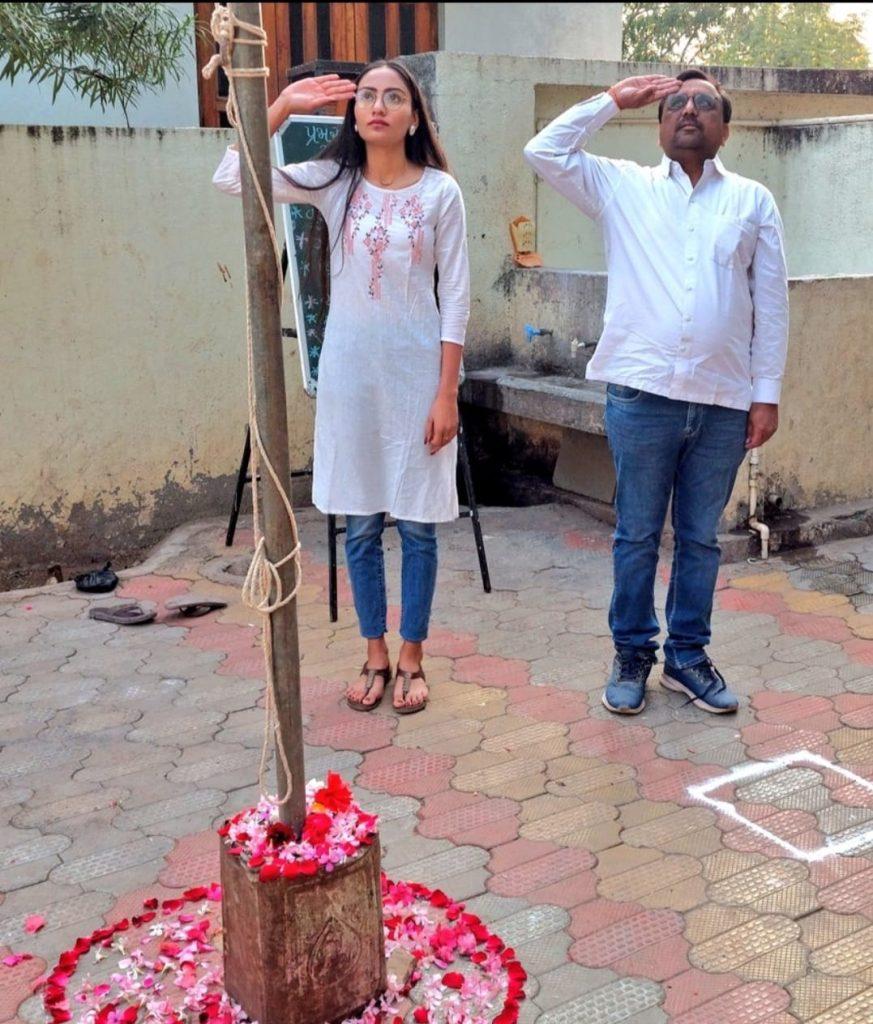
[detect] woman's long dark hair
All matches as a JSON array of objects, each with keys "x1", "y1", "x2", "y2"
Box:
[{"x1": 279, "y1": 60, "x2": 448, "y2": 329}]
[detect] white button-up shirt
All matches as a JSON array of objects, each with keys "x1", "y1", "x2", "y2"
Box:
[{"x1": 524, "y1": 92, "x2": 789, "y2": 410}]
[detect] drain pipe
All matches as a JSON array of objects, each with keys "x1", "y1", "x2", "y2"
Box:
[{"x1": 748, "y1": 448, "x2": 770, "y2": 560}]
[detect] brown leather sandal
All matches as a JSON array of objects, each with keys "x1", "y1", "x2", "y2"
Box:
[
  {"x1": 394, "y1": 666, "x2": 428, "y2": 715},
  {"x1": 346, "y1": 662, "x2": 391, "y2": 712}
]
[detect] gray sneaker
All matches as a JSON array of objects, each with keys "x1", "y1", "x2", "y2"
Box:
[
  {"x1": 661, "y1": 658, "x2": 739, "y2": 713},
  {"x1": 602, "y1": 651, "x2": 657, "y2": 715}
]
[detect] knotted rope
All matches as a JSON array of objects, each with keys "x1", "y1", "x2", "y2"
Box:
[{"x1": 203, "y1": 4, "x2": 301, "y2": 806}]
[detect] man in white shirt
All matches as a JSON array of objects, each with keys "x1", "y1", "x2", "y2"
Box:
[{"x1": 524, "y1": 70, "x2": 789, "y2": 716}]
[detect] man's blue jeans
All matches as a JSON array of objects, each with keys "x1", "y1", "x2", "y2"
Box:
[
  {"x1": 604, "y1": 385, "x2": 748, "y2": 669},
  {"x1": 344, "y1": 514, "x2": 437, "y2": 643}
]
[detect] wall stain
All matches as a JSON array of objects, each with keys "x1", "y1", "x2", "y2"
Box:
[{"x1": 0, "y1": 472, "x2": 239, "y2": 592}]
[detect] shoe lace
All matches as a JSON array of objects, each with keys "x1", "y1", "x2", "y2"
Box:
[
  {"x1": 618, "y1": 651, "x2": 655, "y2": 683},
  {"x1": 682, "y1": 658, "x2": 727, "y2": 707}
]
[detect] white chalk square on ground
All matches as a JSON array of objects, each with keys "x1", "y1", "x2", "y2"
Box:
[{"x1": 688, "y1": 750, "x2": 873, "y2": 862}]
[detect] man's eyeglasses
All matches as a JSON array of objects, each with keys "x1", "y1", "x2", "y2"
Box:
[
  {"x1": 664, "y1": 92, "x2": 720, "y2": 114},
  {"x1": 355, "y1": 87, "x2": 410, "y2": 110}
]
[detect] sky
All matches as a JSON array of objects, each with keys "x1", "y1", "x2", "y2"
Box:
[{"x1": 830, "y1": 1, "x2": 873, "y2": 60}]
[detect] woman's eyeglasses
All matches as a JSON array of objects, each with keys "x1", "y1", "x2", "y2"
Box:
[
  {"x1": 355, "y1": 87, "x2": 410, "y2": 110},
  {"x1": 664, "y1": 92, "x2": 720, "y2": 114}
]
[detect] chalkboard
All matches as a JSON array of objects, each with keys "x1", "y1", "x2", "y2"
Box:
[{"x1": 274, "y1": 114, "x2": 343, "y2": 397}]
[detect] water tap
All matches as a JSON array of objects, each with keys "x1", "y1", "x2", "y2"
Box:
[{"x1": 524, "y1": 324, "x2": 553, "y2": 344}]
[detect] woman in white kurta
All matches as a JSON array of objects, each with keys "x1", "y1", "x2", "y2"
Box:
[{"x1": 213, "y1": 62, "x2": 470, "y2": 715}]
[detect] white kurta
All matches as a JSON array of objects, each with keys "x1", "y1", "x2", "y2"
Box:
[{"x1": 213, "y1": 149, "x2": 470, "y2": 523}]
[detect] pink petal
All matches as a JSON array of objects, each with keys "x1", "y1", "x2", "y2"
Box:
[
  {"x1": 24, "y1": 915, "x2": 46, "y2": 934},
  {"x1": 3, "y1": 953, "x2": 33, "y2": 967}
]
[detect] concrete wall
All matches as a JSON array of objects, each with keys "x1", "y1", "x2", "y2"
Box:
[
  {"x1": 440, "y1": 3, "x2": 622, "y2": 62},
  {"x1": 494, "y1": 267, "x2": 873, "y2": 522},
  {"x1": 0, "y1": 124, "x2": 313, "y2": 586},
  {"x1": 405, "y1": 52, "x2": 873, "y2": 364},
  {"x1": 0, "y1": 3, "x2": 199, "y2": 129}
]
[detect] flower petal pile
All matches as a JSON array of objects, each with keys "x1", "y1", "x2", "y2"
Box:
[{"x1": 218, "y1": 775, "x2": 379, "y2": 881}]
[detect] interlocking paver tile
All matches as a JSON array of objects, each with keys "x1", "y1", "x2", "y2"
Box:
[
  {"x1": 690, "y1": 915, "x2": 801, "y2": 973},
  {"x1": 489, "y1": 847, "x2": 596, "y2": 897},
  {"x1": 672, "y1": 981, "x2": 791, "y2": 1024},
  {"x1": 537, "y1": 977, "x2": 663, "y2": 1024},
  {"x1": 50, "y1": 836, "x2": 173, "y2": 886},
  {"x1": 790, "y1": 974, "x2": 868, "y2": 1021}
]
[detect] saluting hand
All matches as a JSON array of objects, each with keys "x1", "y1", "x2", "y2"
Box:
[
  {"x1": 279, "y1": 74, "x2": 358, "y2": 115},
  {"x1": 608, "y1": 75, "x2": 681, "y2": 111}
]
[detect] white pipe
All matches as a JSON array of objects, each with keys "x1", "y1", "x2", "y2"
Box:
[{"x1": 748, "y1": 448, "x2": 770, "y2": 560}]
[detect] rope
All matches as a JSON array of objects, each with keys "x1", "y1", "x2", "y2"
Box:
[{"x1": 203, "y1": 4, "x2": 301, "y2": 806}]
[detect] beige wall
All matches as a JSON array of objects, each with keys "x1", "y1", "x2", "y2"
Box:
[
  {"x1": 724, "y1": 275, "x2": 873, "y2": 522},
  {"x1": 0, "y1": 124, "x2": 313, "y2": 584},
  {"x1": 440, "y1": 3, "x2": 622, "y2": 62}
]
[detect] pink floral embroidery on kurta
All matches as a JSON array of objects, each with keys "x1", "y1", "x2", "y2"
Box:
[
  {"x1": 362, "y1": 195, "x2": 398, "y2": 299},
  {"x1": 343, "y1": 189, "x2": 372, "y2": 255},
  {"x1": 399, "y1": 194, "x2": 426, "y2": 264}
]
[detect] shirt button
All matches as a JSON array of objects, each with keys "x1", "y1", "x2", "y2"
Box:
[{"x1": 689, "y1": 225, "x2": 696, "y2": 232}]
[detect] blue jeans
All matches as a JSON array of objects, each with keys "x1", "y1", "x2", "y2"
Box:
[
  {"x1": 604, "y1": 385, "x2": 748, "y2": 669},
  {"x1": 344, "y1": 514, "x2": 438, "y2": 643}
]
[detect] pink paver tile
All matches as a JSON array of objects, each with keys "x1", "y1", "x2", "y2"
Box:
[
  {"x1": 754, "y1": 695, "x2": 834, "y2": 722},
  {"x1": 418, "y1": 790, "x2": 483, "y2": 819},
  {"x1": 453, "y1": 655, "x2": 530, "y2": 688},
  {"x1": 488, "y1": 838, "x2": 559, "y2": 874},
  {"x1": 416, "y1": 796, "x2": 519, "y2": 842},
  {"x1": 117, "y1": 575, "x2": 192, "y2": 604},
  {"x1": 0, "y1": 948, "x2": 47, "y2": 1023},
  {"x1": 217, "y1": 647, "x2": 267, "y2": 678},
  {"x1": 304, "y1": 715, "x2": 395, "y2": 752},
  {"x1": 511, "y1": 693, "x2": 589, "y2": 724},
  {"x1": 672, "y1": 981, "x2": 790, "y2": 1024},
  {"x1": 569, "y1": 898, "x2": 644, "y2": 939},
  {"x1": 488, "y1": 847, "x2": 596, "y2": 897},
  {"x1": 527, "y1": 870, "x2": 599, "y2": 909},
  {"x1": 611, "y1": 934, "x2": 691, "y2": 982},
  {"x1": 423, "y1": 629, "x2": 478, "y2": 659},
  {"x1": 819, "y1": 865, "x2": 873, "y2": 914},
  {"x1": 844, "y1": 638, "x2": 873, "y2": 665},
  {"x1": 159, "y1": 830, "x2": 220, "y2": 888},
  {"x1": 718, "y1": 589, "x2": 786, "y2": 615},
  {"x1": 570, "y1": 907, "x2": 685, "y2": 969},
  {"x1": 746, "y1": 730, "x2": 832, "y2": 761},
  {"x1": 357, "y1": 752, "x2": 455, "y2": 798},
  {"x1": 662, "y1": 968, "x2": 743, "y2": 1018},
  {"x1": 839, "y1": 703, "x2": 873, "y2": 729},
  {"x1": 568, "y1": 718, "x2": 622, "y2": 742},
  {"x1": 776, "y1": 612, "x2": 852, "y2": 644}
]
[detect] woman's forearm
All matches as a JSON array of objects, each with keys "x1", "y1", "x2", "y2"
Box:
[
  {"x1": 267, "y1": 95, "x2": 292, "y2": 137},
  {"x1": 437, "y1": 341, "x2": 463, "y2": 399}
]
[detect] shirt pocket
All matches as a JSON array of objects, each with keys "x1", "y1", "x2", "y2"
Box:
[{"x1": 710, "y1": 214, "x2": 757, "y2": 270}]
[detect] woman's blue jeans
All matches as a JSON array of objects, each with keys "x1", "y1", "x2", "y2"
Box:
[
  {"x1": 605, "y1": 385, "x2": 748, "y2": 669},
  {"x1": 344, "y1": 514, "x2": 438, "y2": 643}
]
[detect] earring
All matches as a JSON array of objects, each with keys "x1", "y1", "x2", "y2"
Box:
[
  {"x1": 409, "y1": 126, "x2": 416, "y2": 136},
  {"x1": 354, "y1": 124, "x2": 359, "y2": 133}
]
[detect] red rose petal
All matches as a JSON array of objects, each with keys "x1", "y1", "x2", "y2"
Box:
[
  {"x1": 24, "y1": 915, "x2": 46, "y2": 934},
  {"x1": 442, "y1": 971, "x2": 464, "y2": 989}
]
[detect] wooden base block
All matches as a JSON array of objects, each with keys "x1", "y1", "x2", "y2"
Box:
[{"x1": 221, "y1": 837, "x2": 387, "y2": 1024}]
